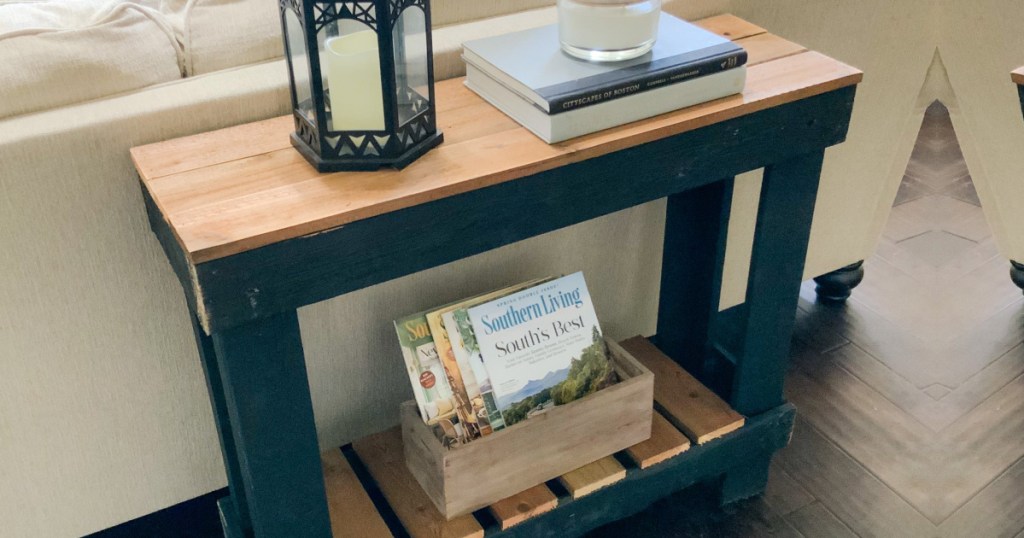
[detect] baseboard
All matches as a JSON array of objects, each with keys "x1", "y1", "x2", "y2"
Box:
[{"x1": 84, "y1": 488, "x2": 227, "y2": 538}]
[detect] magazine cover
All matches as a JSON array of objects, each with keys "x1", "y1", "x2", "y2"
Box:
[
  {"x1": 393, "y1": 312, "x2": 459, "y2": 432},
  {"x1": 425, "y1": 278, "x2": 548, "y2": 440},
  {"x1": 447, "y1": 308, "x2": 506, "y2": 432},
  {"x1": 467, "y1": 272, "x2": 616, "y2": 426}
]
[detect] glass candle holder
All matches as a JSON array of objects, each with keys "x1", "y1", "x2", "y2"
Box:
[{"x1": 557, "y1": 0, "x2": 661, "y2": 62}]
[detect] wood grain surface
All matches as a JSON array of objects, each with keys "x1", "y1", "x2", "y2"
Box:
[
  {"x1": 351, "y1": 428, "x2": 484, "y2": 538},
  {"x1": 624, "y1": 412, "x2": 692, "y2": 469},
  {"x1": 620, "y1": 337, "x2": 745, "y2": 444},
  {"x1": 131, "y1": 14, "x2": 861, "y2": 264},
  {"x1": 1012, "y1": 66, "x2": 1024, "y2": 85},
  {"x1": 487, "y1": 485, "x2": 559, "y2": 530},
  {"x1": 557, "y1": 456, "x2": 627, "y2": 499},
  {"x1": 321, "y1": 450, "x2": 393, "y2": 538}
]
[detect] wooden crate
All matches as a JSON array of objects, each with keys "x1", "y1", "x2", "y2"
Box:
[{"x1": 401, "y1": 339, "x2": 654, "y2": 519}]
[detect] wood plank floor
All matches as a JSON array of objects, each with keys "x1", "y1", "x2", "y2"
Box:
[{"x1": 589, "y1": 102, "x2": 1024, "y2": 537}]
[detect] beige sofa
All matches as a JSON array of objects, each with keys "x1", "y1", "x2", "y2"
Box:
[
  {"x1": 0, "y1": 1, "x2": 928, "y2": 536},
  {"x1": 934, "y1": 0, "x2": 1024, "y2": 290}
]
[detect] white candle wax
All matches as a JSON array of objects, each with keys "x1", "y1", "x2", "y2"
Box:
[
  {"x1": 559, "y1": 0, "x2": 660, "y2": 52},
  {"x1": 325, "y1": 31, "x2": 385, "y2": 131}
]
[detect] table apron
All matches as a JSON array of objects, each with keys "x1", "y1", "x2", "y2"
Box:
[{"x1": 149, "y1": 86, "x2": 856, "y2": 334}]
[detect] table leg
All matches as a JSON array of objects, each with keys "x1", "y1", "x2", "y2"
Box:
[
  {"x1": 719, "y1": 454, "x2": 773, "y2": 506},
  {"x1": 192, "y1": 319, "x2": 253, "y2": 534},
  {"x1": 655, "y1": 177, "x2": 734, "y2": 377},
  {"x1": 731, "y1": 151, "x2": 825, "y2": 417},
  {"x1": 204, "y1": 310, "x2": 332, "y2": 538}
]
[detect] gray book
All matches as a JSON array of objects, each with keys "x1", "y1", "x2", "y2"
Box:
[{"x1": 462, "y1": 14, "x2": 746, "y2": 115}]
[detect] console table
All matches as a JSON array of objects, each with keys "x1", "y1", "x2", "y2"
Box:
[{"x1": 131, "y1": 14, "x2": 860, "y2": 538}]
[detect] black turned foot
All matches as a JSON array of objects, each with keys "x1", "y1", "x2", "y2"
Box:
[
  {"x1": 813, "y1": 260, "x2": 865, "y2": 302},
  {"x1": 1012, "y1": 261, "x2": 1024, "y2": 296}
]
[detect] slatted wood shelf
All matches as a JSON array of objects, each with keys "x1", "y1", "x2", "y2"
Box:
[{"x1": 272, "y1": 338, "x2": 792, "y2": 538}]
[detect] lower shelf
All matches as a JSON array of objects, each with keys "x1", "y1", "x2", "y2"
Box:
[{"x1": 219, "y1": 337, "x2": 795, "y2": 538}]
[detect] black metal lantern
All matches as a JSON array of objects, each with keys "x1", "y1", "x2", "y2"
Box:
[{"x1": 279, "y1": 0, "x2": 443, "y2": 171}]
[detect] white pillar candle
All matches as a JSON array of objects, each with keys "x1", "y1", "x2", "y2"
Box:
[
  {"x1": 325, "y1": 30, "x2": 386, "y2": 131},
  {"x1": 558, "y1": 0, "x2": 660, "y2": 52}
]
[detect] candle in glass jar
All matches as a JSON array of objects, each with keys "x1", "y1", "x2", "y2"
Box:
[
  {"x1": 325, "y1": 30, "x2": 385, "y2": 131},
  {"x1": 558, "y1": 0, "x2": 660, "y2": 61}
]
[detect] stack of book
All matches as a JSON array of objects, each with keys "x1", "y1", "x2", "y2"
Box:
[
  {"x1": 394, "y1": 272, "x2": 616, "y2": 447},
  {"x1": 462, "y1": 14, "x2": 748, "y2": 143}
]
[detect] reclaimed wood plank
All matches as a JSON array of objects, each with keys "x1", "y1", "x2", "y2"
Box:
[
  {"x1": 488, "y1": 485, "x2": 559, "y2": 530},
  {"x1": 352, "y1": 428, "x2": 484, "y2": 538},
  {"x1": 1012, "y1": 66, "x2": 1024, "y2": 86},
  {"x1": 693, "y1": 13, "x2": 766, "y2": 40},
  {"x1": 620, "y1": 337, "x2": 744, "y2": 444},
  {"x1": 136, "y1": 49, "x2": 861, "y2": 264},
  {"x1": 625, "y1": 411, "x2": 691, "y2": 469},
  {"x1": 132, "y1": 13, "x2": 761, "y2": 182},
  {"x1": 557, "y1": 456, "x2": 627, "y2": 499},
  {"x1": 130, "y1": 116, "x2": 294, "y2": 181},
  {"x1": 321, "y1": 450, "x2": 393, "y2": 538},
  {"x1": 737, "y1": 33, "x2": 807, "y2": 67}
]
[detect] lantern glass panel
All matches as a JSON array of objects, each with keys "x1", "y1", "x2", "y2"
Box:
[
  {"x1": 284, "y1": 8, "x2": 314, "y2": 122},
  {"x1": 393, "y1": 6, "x2": 429, "y2": 127},
  {"x1": 318, "y1": 15, "x2": 386, "y2": 132}
]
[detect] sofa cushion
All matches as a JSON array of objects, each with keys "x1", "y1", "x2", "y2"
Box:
[
  {"x1": 432, "y1": 0, "x2": 555, "y2": 27},
  {"x1": 0, "y1": 1, "x2": 183, "y2": 119},
  {"x1": 162, "y1": 0, "x2": 283, "y2": 76},
  {"x1": 164, "y1": 0, "x2": 560, "y2": 77}
]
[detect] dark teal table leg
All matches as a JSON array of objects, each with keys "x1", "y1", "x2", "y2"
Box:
[
  {"x1": 192, "y1": 319, "x2": 253, "y2": 535},
  {"x1": 656, "y1": 177, "x2": 734, "y2": 377},
  {"x1": 208, "y1": 310, "x2": 332, "y2": 538},
  {"x1": 719, "y1": 151, "x2": 825, "y2": 505},
  {"x1": 732, "y1": 151, "x2": 825, "y2": 416}
]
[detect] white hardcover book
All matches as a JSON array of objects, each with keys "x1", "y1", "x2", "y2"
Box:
[
  {"x1": 465, "y1": 62, "x2": 746, "y2": 143},
  {"x1": 462, "y1": 14, "x2": 746, "y2": 114}
]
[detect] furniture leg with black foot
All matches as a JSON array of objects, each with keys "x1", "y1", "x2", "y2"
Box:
[
  {"x1": 1011, "y1": 260, "x2": 1024, "y2": 295},
  {"x1": 813, "y1": 260, "x2": 865, "y2": 302}
]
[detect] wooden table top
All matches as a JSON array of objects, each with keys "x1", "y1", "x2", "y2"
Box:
[
  {"x1": 1012, "y1": 66, "x2": 1024, "y2": 85},
  {"x1": 131, "y1": 14, "x2": 861, "y2": 265}
]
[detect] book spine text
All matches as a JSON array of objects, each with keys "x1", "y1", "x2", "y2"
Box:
[{"x1": 548, "y1": 50, "x2": 747, "y2": 114}]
